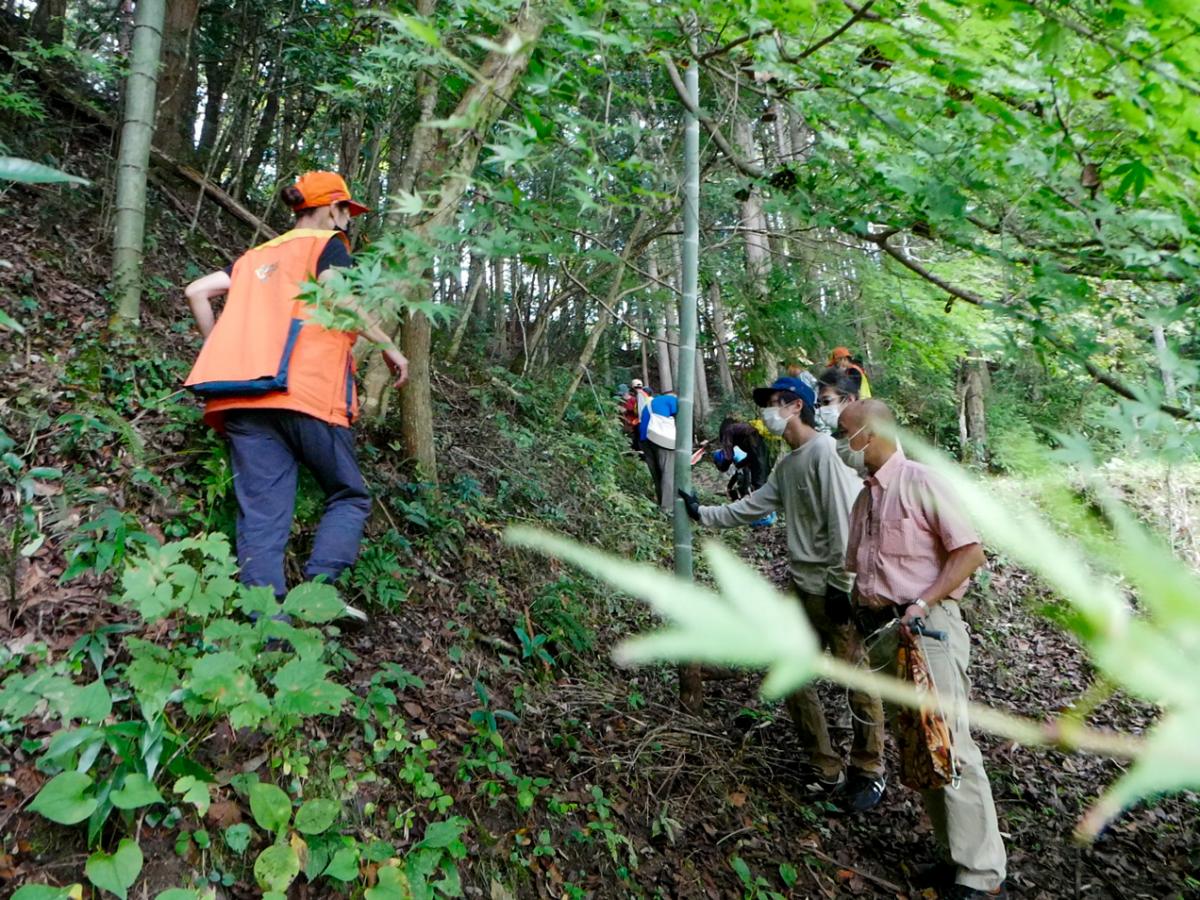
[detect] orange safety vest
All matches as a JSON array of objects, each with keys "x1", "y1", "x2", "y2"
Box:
[{"x1": 184, "y1": 228, "x2": 359, "y2": 430}]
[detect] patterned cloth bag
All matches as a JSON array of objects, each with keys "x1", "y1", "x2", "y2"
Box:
[{"x1": 896, "y1": 628, "x2": 957, "y2": 790}]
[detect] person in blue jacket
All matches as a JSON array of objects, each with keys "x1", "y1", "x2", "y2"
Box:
[{"x1": 638, "y1": 389, "x2": 678, "y2": 514}]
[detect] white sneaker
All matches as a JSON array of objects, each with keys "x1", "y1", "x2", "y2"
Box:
[{"x1": 341, "y1": 603, "x2": 368, "y2": 622}]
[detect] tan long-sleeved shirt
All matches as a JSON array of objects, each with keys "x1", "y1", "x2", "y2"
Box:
[{"x1": 698, "y1": 432, "x2": 862, "y2": 594}]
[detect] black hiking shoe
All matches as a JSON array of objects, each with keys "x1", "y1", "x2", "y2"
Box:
[
  {"x1": 942, "y1": 884, "x2": 1008, "y2": 899},
  {"x1": 840, "y1": 771, "x2": 886, "y2": 812},
  {"x1": 909, "y1": 861, "x2": 957, "y2": 891},
  {"x1": 796, "y1": 764, "x2": 845, "y2": 796}
]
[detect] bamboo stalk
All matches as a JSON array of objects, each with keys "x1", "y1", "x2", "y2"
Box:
[{"x1": 111, "y1": 0, "x2": 165, "y2": 326}]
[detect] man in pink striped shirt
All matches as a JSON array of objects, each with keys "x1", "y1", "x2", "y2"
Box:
[{"x1": 839, "y1": 399, "x2": 1008, "y2": 900}]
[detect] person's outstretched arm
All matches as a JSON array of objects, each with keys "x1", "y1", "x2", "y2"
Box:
[
  {"x1": 317, "y1": 268, "x2": 409, "y2": 387},
  {"x1": 698, "y1": 471, "x2": 781, "y2": 528}
]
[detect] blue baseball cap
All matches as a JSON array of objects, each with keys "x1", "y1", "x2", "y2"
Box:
[{"x1": 752, "y1": 376, "x2": 816, "y2": 410}]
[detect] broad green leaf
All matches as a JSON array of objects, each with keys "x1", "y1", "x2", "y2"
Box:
[
  {"x1": 248, "y1": 782, "x2": 291, "y2": 833},
  {"x1": 0, "y1": 156, "x2": 89, "y2": 185},
  {"x1": 364, "y1": 865, "x2": 407, "y2": 900},
  {"x1": 325, "y1": 845, "x2": 361, "y2": 881},
  {"x1": 417, "y1": 817, "x2": 468, "y2": 850},
  {"x1": 253, "y1": 844, "x2": 300, "y2": 893},
  {"x1": 111, "y1": 773, "x2": 163, "y2": 810},
  {"x1": 224, "y1": 823, "x2": 253, "y2": 854},
  {"x1": 173, "y1": 776, "x2": 211, "y2": 816},
  {"x1": 271, "y1": 658, "x2": 350, "y2": 717},
  {"x1": 294, "y1": 798, "x2": 339, "y2": 835},
  {"x1": 124, "y1": 658, "x2": 177, "y2": 722},
  {"x1": 85, "y1": 839, "x2": 143, "y2": 900},
  {"x1": 65, "y1": 680, "x2": 112, "y2": 724},
  {"x1": 154, "y1": 890, "x2": 214, "y2": 900},
  {"x1": 29, "y1": 771, "x2": 97, "y2": 825},
  {"x1": 505, "y1": 528, "x2": 819, "y2": 695},
  {"x1": 1078, "y1": 710, "x2": 1200, "y2": 839},
  {"x1": 281, "y1": 582, "x2": 345, "y2": 623},
  {"x1": 11, "y1": 886, "x2": 79, "y2": 900}
]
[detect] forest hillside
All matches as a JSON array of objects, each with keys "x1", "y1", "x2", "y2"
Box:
[{"x1": 3, "y1": 2, "x2": 1200, "y2": 899}]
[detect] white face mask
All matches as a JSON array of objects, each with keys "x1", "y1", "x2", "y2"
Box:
[
  {"x1": 815, "y1": 403, "x2": 841, "y2": 432},
  {"x1": 760, "y1": 406, "x2": 792, "y2": 436},
  {"x1": 836, "y1": 437, "x2": 868, "y2": 476}
]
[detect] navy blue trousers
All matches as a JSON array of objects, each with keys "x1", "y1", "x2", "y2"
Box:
[{"x1": 224, "y1": 409, "x2": 371, "y2": 598}]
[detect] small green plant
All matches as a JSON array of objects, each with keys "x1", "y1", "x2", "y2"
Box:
[{"x1": 729, "y1": 855, "x2": 786, "y2": 900}]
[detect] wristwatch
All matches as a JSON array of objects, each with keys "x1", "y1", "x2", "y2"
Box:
[{"x1": 907, "y1": 598, "x2": 930, "y2": 615}]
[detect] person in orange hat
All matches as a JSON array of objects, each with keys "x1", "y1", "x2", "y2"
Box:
[
  {"x1": 181, "y1": 171, "x2": 407, "y2": 613},
  {"x1": 828, "y1": 346, "x2": 872, "y2": 398}
]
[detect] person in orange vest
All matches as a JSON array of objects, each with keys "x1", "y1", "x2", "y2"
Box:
[
  {"x1": 182, "y1": 171, "x2": 408, "y2": 606},
  {"x1": 828, "y1": 346, "x2": 872, "y2": 398}
]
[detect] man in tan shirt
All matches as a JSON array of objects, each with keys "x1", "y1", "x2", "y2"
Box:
[
  {"x1": 839, "y1": 399, "x2": 1007, "y2": 900},
  {"x1": 680, "y1": 377, "x2": 887, "y2": 813}
]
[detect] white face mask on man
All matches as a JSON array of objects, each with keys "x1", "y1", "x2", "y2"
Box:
[
  {"x1": 836, "y1": 422, "x2": 870, "y2": 476},
  {"x1": 760, "y1": 406, "x2": 793, "y2": 436},
  {"x1": 815, "y1": 402, "x2": 842, "y2": 432}
]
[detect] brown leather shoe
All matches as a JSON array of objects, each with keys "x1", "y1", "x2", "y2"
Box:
[{"x1": 942, "y1": 884, "x2": 1008, "y2": 899}]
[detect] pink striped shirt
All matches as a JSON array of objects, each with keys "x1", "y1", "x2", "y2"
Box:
[{"x1": 846, "y1": 449, "x2": 981, "y2": 608}]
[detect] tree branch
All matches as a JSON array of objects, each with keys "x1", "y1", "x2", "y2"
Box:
[
  {"x1": 869, "y1": 233, "x2": 1199, "y2": 421},
  {"x1": 785, "y1": 0, "x2": 877, "y2": 62},
  {"x1": 663, "y1": 56, "x2": 764, "y2": 179}
]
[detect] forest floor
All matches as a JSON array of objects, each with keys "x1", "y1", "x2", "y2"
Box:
[{"x1": 2, "y1": 129, "x2": 1200, "y2": 898}]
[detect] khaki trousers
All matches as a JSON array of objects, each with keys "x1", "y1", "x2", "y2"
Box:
[
  {"x1": 785, "y1": 590, "x2": 886, "y2": 778},
  {"x1": 865, "y1": 601, "x2": 1007, "y2": 892}
]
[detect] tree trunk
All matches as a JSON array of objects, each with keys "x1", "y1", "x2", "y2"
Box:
[
  {"x1": 155, "y1": 0, "x2": 199, "y2": 159},
  {"x1": 734, "y1": 113, "x2": 774, "y2": 379},
  {"x1": 709, "y1": 280, "x2": 735, "y2": 396},
  {"x1": 1152, "y1": 324, "x2": 1177, "y2": 403},
  {"x1": 492, "y1": 257, "x2": 508, "y2": 360},
  {"x1": 112, "y1": 0, "x2": 165, "y2": 327},
  {"x1": 238, "y1": 67, "x2": 281, "y2": 199},
  {"x1": 197, "y1": 52, "x2": 227, "y2": 160},
  {"x1": 446, "y1": 253, "x2": 487, "y2": 362},
  {"x1": 675, "y1": 59, "x2": 704, "y2": 714},
  {"x1": 694, "y1": 346, "x2": 711, "y2": 427},
  {"x1": 360, "y1": 4, "x2": 544, "y2": 482},
  {"x1": 31, "y1": 0, "x2": 67, "y2": 44},
  {"x1": 957, "y1": 352, "x2": 989, "y2": 466}
]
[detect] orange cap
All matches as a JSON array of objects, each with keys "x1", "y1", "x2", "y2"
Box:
[
  {"x1": 290, "y1": 171, "x2": 369, "y2": 216},
  {"x1": 829, "y1": 346, "x2": 852, "y2": 364}
]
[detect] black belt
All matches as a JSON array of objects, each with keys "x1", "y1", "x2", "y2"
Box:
[{"x1": 853, "y1": 602, "x2": 904, "y2": 635}]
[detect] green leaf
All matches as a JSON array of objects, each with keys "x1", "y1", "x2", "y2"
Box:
[
  {"x1": 0, "y1": 156, "x2": 89, "y2": 185},
  {"x1": 248, "y1": 782, "x2": 291, "y2": 833},
  {"x1": 29, "y1": 771, "x2": 98, "y2": 825},
  {"x1": 111, "y1": 773, "x2": 163, "y2": 810},
  {"x1": 253, "y1": 844, "x2": 300, "y2": 893},
  {"x1": 281, "y1": 582, "x2": 345, "y2": 623},
  {"x1": 364, "y1": 865, "x2": 406, "y2": 900},
  {"x1": 417, "y1": 817, "x2": 468, "y2": 850},
  {"x1": 125, "y1": 657, "x2": 177, "y2": 722},
  {"x1": 0, "y1": 307, "x2": 26, "y2": 334},
  {"x1": 65, "y1": 680, "x2": 112, "y2": 724},
  {"x1": 173, "y1": 776, "x2": 211, "y2": 816},
  {"x1": 294, "y1": 798, "x2": 339, "y2": 835},
  {"x1": 11, "y1": 886, "x2": 78, "y2": 900},
  {"x1": 224, "y1": 823, "x2": 253, "y2": 854},
  {"x1": 154, "y1": 890, "x2": 213, "y2": 900},
  {"x1": 325, "y1": 845, "x2": 361, "y2": 881},
  {"x1": 85, "y1": 838, "x2": 143, "y2": 900},
  {"x1": 271, "y1": 658, "x2": 350, "y2": 717}
]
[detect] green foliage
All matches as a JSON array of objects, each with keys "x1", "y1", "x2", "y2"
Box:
[
  {"x1": 0, "y1": 156, "x2": 88, "y2": 185},
  {"x1": 85, "y1": 839, "x2": 143, "y2": 900}
]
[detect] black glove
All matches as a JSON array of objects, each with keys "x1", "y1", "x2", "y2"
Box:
[
  {"x1": 678, "y1": 489, "x2": 701, "y2": 522},
  {"x1": 824, "y1": 585, "x2": 852, "y2": 626}
]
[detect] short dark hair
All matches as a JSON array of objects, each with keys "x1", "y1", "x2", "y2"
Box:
[{"x1": 823, "y1": 373, "x2": 860, "y2": 402}]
